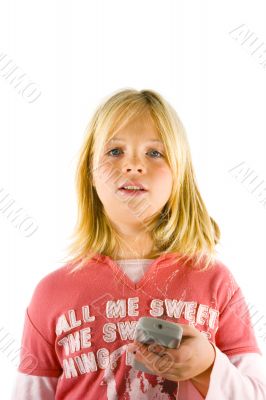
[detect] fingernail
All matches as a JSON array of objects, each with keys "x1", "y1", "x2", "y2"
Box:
[
  {"x1": 148, "y1": 344, "x2": 161, "y2": 352},
  {"x1": 127, "y1": 344, "x2": 138, "y2": 353}
]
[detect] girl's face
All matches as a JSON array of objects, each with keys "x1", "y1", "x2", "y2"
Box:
[{"x1": 92, "y1": 114, "x2": 173, "y2": 232}]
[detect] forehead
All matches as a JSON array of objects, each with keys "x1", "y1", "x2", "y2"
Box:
[
  {"x1": 108, "y1": 137, "x2": 163, "y2": 144},
  {"x1": 107, "y1": 114, "x2": 163, "y2": 144}
]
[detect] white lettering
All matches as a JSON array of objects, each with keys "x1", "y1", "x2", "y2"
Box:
[
  {"x1": 149, "y1": 299, "x2": 164, "y2": 316},
  {"x1": 103, "y1": 323, "x2": 117, "y2": 342}
]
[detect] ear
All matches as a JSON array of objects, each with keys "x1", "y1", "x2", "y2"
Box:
[{"x1": 90, "y1": 174, "x2": 95, "y2": 187}]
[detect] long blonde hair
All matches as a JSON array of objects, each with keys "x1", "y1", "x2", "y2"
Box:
[{"x1": 61, "y1": 88, "x2": 220, "y2": 274}]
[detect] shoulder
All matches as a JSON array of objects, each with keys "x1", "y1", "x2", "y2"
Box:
[
  {"x1": 27, "y1": 258, "x2": 100, "y2": 307},
  {"x1": 208, "y1": 258, "x2": 236, "y2": 279},
  {"x1": 28, "y1": 263, "x2": 77, "y2": 310},
  {"x1": 32, "y1": 263, "x2": 72, "y2": 293},
  {"x1": 190, "y1": 258, "x2": 241, "y2": 301}
]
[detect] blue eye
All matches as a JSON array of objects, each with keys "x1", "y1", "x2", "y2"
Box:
[
  {"x1": 106, "y1": 148, "x2": 163, "y2": 158},
  {"x1": 107, "y1": 148, "x2": 122, "y2": 157},
  {"x1": 149, "y1": 150, "x2": 163, "y2": 158}
]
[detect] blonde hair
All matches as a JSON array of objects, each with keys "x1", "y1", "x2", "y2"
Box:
[{"x1": 61, "y1": 88, "x2": 221, "y2": 274}]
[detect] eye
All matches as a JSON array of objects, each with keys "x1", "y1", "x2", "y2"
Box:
[
  {"x1": 107, "y1": 148, "x2": 122, "y2": 157},
  {"x1": 106, "y1": 148, "x2": 164, "y2": 158},
  {"x1": 148, "y1": 150, "x2": 163, "y2": 158}
]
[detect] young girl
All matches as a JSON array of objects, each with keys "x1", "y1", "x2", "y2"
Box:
[{"x1": 12, "y1": 88, "x2": 266, "y2": 399}]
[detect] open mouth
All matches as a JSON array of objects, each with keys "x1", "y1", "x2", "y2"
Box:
[{"x1": 118, "y1": 188, "x2": 148, "y2": 196}]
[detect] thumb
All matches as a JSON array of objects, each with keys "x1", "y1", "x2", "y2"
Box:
[{"x1": 177, "y1": 323, "x2": 200, "y2": 338}]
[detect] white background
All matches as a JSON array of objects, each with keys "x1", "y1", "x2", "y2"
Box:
[{"x1": 0, "y1": 0, "x2": 266, "y2": 397}]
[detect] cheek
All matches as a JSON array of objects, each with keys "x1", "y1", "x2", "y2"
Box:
[
  {"x1": 93, "y1": 162, "x2": 118, "y2": 190},
  {"x1": 154, "y1": 166, "x2": 173, "y2": 188}
]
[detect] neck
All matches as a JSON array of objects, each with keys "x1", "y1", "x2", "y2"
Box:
[{"x1": 114, "y1": 230, "x2": 155, "y2": 260}]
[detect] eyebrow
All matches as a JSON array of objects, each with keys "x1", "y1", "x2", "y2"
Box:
[{"x1": 108, "y1": 138, "x2": 163, "y2": 144}]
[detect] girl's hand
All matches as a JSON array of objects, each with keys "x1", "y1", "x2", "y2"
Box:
[{"x1": 127, "y1": 323, "x2": 216, "y2": 382}]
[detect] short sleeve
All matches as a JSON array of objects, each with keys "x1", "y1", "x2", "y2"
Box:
[
  {"x1": 215, "y1": 285, "x2": 262, "y2": 357},
  {"x1": 17, "y1": 308, "x2": 62, "y2": 377}
]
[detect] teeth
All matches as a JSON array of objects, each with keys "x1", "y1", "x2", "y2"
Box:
[{"x1": 123, "y1": 186, "x2": 142, "y2": 190}]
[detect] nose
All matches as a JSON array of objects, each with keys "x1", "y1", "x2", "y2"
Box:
[{"x1": 122, "y1": 155, "x2": 145, "y2": 173}]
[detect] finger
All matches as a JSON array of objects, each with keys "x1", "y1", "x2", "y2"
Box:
[
  {"x1": 135, "y1": 347, "x2": 188, "y2": 379},
  {"x1": 138, "y1": 343, "x2": 183, "y2": 370},
  {"x1": 131, "y1": 341, "x2": 167, "y2": 357},
  {"x1": 136, "y1": 340, "x2": 190, "y2": 365},
  {"x1": 131, "y1": 337, "x2": 192, "y2": 365},
  {"x1": 134, "y1": 347, "x2": 175, "y2": 373},
  {"x1": 178, "y1": 323, "x2": 200, "y2": 338},
  {"x1": 147, "y1": 343, "x2": 167, "y2": 355},
  {"x1": 134, "y1": 348, "x2": 191, "y2": 381}
]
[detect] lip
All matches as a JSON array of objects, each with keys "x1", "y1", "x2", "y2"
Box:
[
  {"x1": 118, "y1": 188, "x2": 148, "y2": 197},
  {"x1": 118, "y1": 181, "x2": 148, "y2": 191}
]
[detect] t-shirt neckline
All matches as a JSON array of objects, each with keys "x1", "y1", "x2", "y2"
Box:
[{"x1": 101, "y1": 254, "x2": 175, "y2": 290}]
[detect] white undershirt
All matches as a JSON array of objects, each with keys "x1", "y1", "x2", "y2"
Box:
[{"x1": 115, "y1": 258, "x2": 154, "y2": 282}]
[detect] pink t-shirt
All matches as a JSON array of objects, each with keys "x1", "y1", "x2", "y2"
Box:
[{"x1": 16, "y1": 253, "x2": 264, "y2": 399}]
